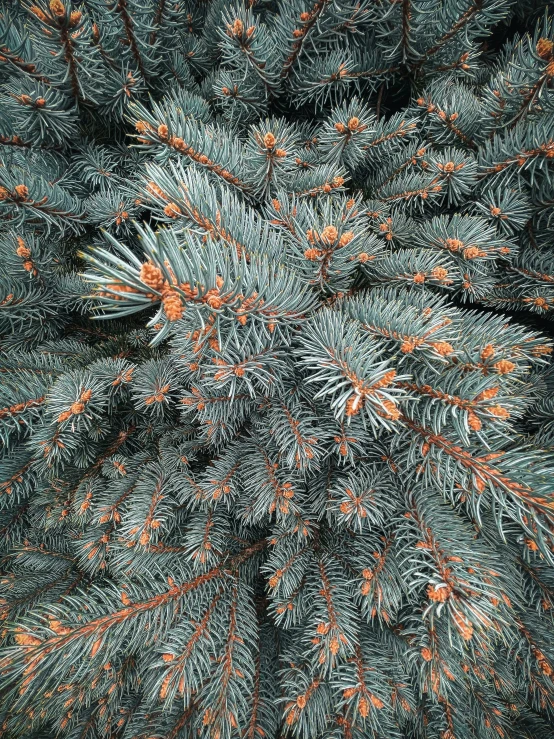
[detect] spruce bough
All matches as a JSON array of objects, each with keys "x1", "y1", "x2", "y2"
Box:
[{"x1": 1, "y1": 1, "x2": 554, "y2": 737}]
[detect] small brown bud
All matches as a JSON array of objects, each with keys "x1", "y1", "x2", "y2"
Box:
[
  {"x1": 163, "y1": 291, "x2": 184, "y2": 321},
  {"x1": 537, "y1": 38, "x2": 554, "y2": 61},
  {"x1": 304, "y1": 248, "x2": 321, "y2": 261},
  {"x1": 263, "y1": 132, "x2": 276, "y2": 149},
  {"x1": 493, "y1": 359, "x2": 516, "y2": 375},
  {"x1": 14, "y1": 185, "x2": 29, "y2": 200},
  {"x1": 338, "y1": 231, "x2": 354, "y2": 247},
  {"x1": 431, "y1": 266, "x2": 448, "y2": 280},
  {"x1": 30, "y1": 6, "x2": 48, "y2": 22},
  {"x1": 49, "y1": 0, "x2": 65, "y2": 17},
  {"x1": 140, "y1": 262, "x2": 165, "y2": 292},
  {"x1": 321, "y1": 225, "x2": 338, "y2": 244},
  {"x1": 231, "y1": 19, "x2": 243, "y2": 36},
  {"x1": 16, "y1": 240, "x2": 31, "y2": 258},
  {"x1": 164, "y1": 202, "x2": 181, "y2": 219}
]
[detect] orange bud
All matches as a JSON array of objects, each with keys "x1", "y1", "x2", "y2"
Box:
[
  {"x1": 445, "y1": 237, "x2": 463, "y2": 252},
  {"x1": 164, "y1": 202, "x2": 181, "y2": 218},
  {"x1": 49, "y1": 0, "x2": 65, "y2": 17},
  {"x1": 431, "y1": 266, "x2": 448, "y2": 280},
  {"x1": 370, "y1": 694, "x2": 384, "y2": 709},
  {"x1": 304, "y1": 247, "x2": 321, "y2": 261},
  {"x1": 16, "y1": 244, "x2": 31, "y2": 258},
  {"x1": 139, "y1": 530, "x2": 150, "y2": 546},
  {"x1": 321, "y1": 225, "x2": 338, "y2": 244},
  {"x1": 427, "y1": 583, "x2": 451, "y2": 602},
  {"x1": 431, "y1": 341, "x2": 454, "y2": 356},
  {"x1": 140, "y1": 262, "x2": 165, "y2": 292},
  {"x1": 489, "y1": 405, "x2": 509, "y2": 419},
  {"x1": 480, "y1": 344, "x2": 495, "y2": 361},
  {"x1": 14, "y1": 184, "x2": 29, "y2": 199},
  {"x1": 14, "y1": 628, "x2": 41, "y2": 646},
  {"x1": 231, "y1": 18, "x2": 243, "y2": 36},
  {"x1": 338, "y1": 231, "x2": 354, "y2": 247},
  {"x1": 493, "y1": 359, "x2": 516, "y2": 375},
  {"x1": 30, "y1": 6, "x2": 49, "y2": 22},
  {"x1": 345, "y1": 394, "x2": 362, "y2": 416},
  {"x1": 453, "y1": 611, "x2": 474, "y2": 641},
  {"x1": 121, "y1": 592, "x2": 131, "y2": 606},
  {"x1": 463, "y1": 246, "x2": 483, "y2": 260},
  {"x1": 159, "y1": 673, "x2": 171, "y2": 700},
  {"x1": 263, "y1": 132, "x2": 276, "y2": 149},
  {"x1": 537, "y1": 38, "x2": 554, "y2": 60}
]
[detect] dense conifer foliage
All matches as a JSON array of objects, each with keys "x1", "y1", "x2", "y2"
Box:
[{"x1": 1, "y1": 1, "x2": 554, "y2": 737}]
